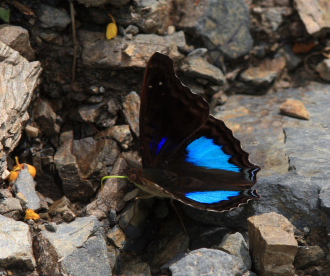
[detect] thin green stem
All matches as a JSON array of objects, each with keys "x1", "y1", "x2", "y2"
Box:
[{"x1": 101, "y1": 175, "x2": 128, "y2": 185}]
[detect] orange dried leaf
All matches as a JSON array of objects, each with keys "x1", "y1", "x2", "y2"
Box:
[
  {"x1": 106, "y1": 14, "x2": 117, "y2": 40},
  {"x1": 25, "y1": 209, "x2": 41, "y2": 221},
  {"x1": 12, "y1": 157, "x2": 37, "y2": 178},
  {"x1": 9, "y1": 171, "x2": 19, "y2": 182},
  {"x1": 25, "y1": 164, "x2": 37, "y2": 178}
]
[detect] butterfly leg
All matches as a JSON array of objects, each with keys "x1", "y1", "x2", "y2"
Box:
[
  {"x1": 170, "y1": 199, "x2": 187, "y2": 234},
  {"x1": 119, "y1": 189, "x2": 154, "y2": 232},
  {"x1": 123, "y1": 188, "x2": 140, "y2": 201},
  {"x1": 135, "y1": 190, "x2": 155, "y2": 200}
]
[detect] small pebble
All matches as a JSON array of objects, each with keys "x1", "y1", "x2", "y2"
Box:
[
  {"x1": 280, "y1": 99, "x2": 310, "y2": 120},
  {"x1": 125, "y1": 25, "x2": 139, "y2": 35},
  {"x1": 25, "y1": 125, "x2": 39, "y2": 138}
]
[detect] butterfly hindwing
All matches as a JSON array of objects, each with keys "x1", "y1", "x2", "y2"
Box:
[
  {"x1": 135, "y1": 52, "x2": 260, "y2": 212},
  {"x1": 170, "y1": 115, "x2": 259, "y2": 184}
]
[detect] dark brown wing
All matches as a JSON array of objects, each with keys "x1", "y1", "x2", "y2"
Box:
[
  {"x1": 137, "y1": 52, "x2": 260, "y2": 212},
  {"x1": 140, "y1": 52, "x2": 209, "y2": 168}
]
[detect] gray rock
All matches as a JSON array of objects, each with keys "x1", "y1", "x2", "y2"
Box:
[
  {"x1": 239, "y1": 67, "x2": 278, "y2": 91},
  {"x1": 85, "y1": 157, "x2": 130, "y2": 219},
  {"x1": 0, "y1": 196, "x2": 21, "y2": 212},
  {"x1": 0, "y1": 24, "x2": 35, "y2": 60},
  {"x1": 48, "y1": 196, "x2": 73, "y2": 216},
  {"x1": 80, "y1": 30, "x2": 186, "y2": 68},
  {"x1": 0, "y1": 189, "x2": 12, "y2": 200},
  {"x1": 108, "y1": 209, "x2": 117, "y2": 227},
  {"x1": 54, "y1": 137, "x2": 119, "y2": 201},
  {"x1": 0, "y1": 196, "x2": 23, "y2": 219},
  {"x1": 121, "y1": 261, "x2": 151, "y2": 276},
  {"x1": 130, "y1": 0, "x2": 172, "y2": 34},
  {"x1": 219, "y1": 232, "x2": 252, "y2": 269},
  {"x1": 34, "y1": 216, "x2": 112, "y2": 276},
  {"x1": 79, "y1": 30, "x2": 123, "y2": 68},
  {"x1": 38, "y1": 4, "x2": 71, "y2": 31},
  {"x1": 32, "y1": 148, "x2": 62, "y2": 200},
  {"x1": 125, "y1": 25, "x2": 139, "y2": 35},
  {"x1": 77, "y1": 103, "x2": 114, "y2": 127},
  {"x1": 176, "y1": 0, "x2": 253, "y2": 59},
  {"x1": 187, "y1": 48, "x2": 208, "y2": 57},
  {"x1": 184, "y1": 83, "x2": 330, "y2": 231},
  {"x1": 99, "y1": 99, "x2": 119, "y2": 127},
  {"x1": 38, "y1": 30, "x2": 63, "y2": 45},
  {"x1": 169, "y1": 248, "x2": 246, "y2": 276},
  {"x1": 102, "y1": 125, "x2": 133, "y2": 149},
  {"x1": 180, "y1": 80, "x2": 205, "y2": 95},
  {"x1": 118, "y1": 199, "x2": 153, "y2": 239},
  {"x1": 62, "y1": 210, "x2": 76, "y2": 222},
  {"x1": 122, "y1": 91, "x2": 140, "y2": 137},
  {"x1": 107, "y1": 245, "x2": 120, "y2": 272},
  {"x1": 44, "y1": 222, "x2": 57, "y2": 232},
  {"x1": 188, "y1": 225, "x2": 230, "y2": 250},
  {"x1": 248, "y1": 212, "x2": 298, "y2": 276},
  {"x1": 107, "y1": 225, "x2": 127, "y2": 249},
  {"x1": 107, "y1": 99, "x2": 120, "y2": 117},
  {"x1": 13, "y1": 169, "x2": 40, "y2": 210},
  {"x1": 295, "y1": 0, "x2": 330, "y2": 35},
  {"x1": 122, "y1": 230, "x2": 154, "y2": 256},
  {"x1": 293, "y1": 245, "x2": 325, "y2": 269},
  {"x1": 61, "y1": 235, "x2": 112, "y2": 276},
  {"x1": 180, "y1": 56, "x2": 226, "y2": 85},
  {"x1": 319, "y1": 185, "x2": 330, "y2": 213},
  {"x1": 238, "y1": 56, "x2": 286, "y2": 94},
  {"x1": 252, "y1": 7, "x2": 291, "y2": 34},
  {"x1": 34, "y1": 99, "x2": 60, "y2": 137},
  {"x1": 316, "y1": 59, "x2": 330, "y2": 82},
  {"x1": 279, "y1": 46, "x2": 302, "y2": 71},
  {"x1": 0, "y1": 215, "x2": 36, "y2": 270},
  {"x1": 148, "y1": 231, "x2": 189, "y2": 269},
  {"x1": 265, "y1": 8, "x2": 287, "y2": 31},
  {"x1": 36, "y1": 191, "x2": 49, "y2": 211},
  {"x1": 0, "y1": 42, "x2": 41, "y2": 181},
  {"x1": 54, "y1": 139, "x2": 89, "y2": 201}
]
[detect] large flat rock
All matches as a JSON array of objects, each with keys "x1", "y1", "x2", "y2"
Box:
[{"x1": 184, "y1": 82, "x2": 330, "y2": 230}]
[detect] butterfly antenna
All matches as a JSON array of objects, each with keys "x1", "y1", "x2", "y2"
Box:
[{"x1": 170, "y1": 199, "x2": 187, "y2": 234}]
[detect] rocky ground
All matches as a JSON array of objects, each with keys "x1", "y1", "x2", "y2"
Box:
[{"x1": 1, "y1": 0, "x2": 330, "y2": 275}]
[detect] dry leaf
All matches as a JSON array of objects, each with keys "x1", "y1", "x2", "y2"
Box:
[{"x1": 106, "y1": 14, "x2": 117, "y2": 40}]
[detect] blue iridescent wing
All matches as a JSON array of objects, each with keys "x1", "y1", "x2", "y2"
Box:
[{"x1": 137, "y1": 52, "x2": 260, "y2": 212}]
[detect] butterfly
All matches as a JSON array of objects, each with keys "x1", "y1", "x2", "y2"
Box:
[{"x1": 127, "y1": 52, "x2": 260, "y2": 212}]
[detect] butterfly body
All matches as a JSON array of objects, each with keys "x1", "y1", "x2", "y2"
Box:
[{"x1": 128, "y1": 52, "x2": 260, "y2": 212}]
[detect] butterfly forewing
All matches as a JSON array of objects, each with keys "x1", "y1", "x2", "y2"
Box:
[{"x1": 140, "y1": 52, "x2": 209, "y2": 168}]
